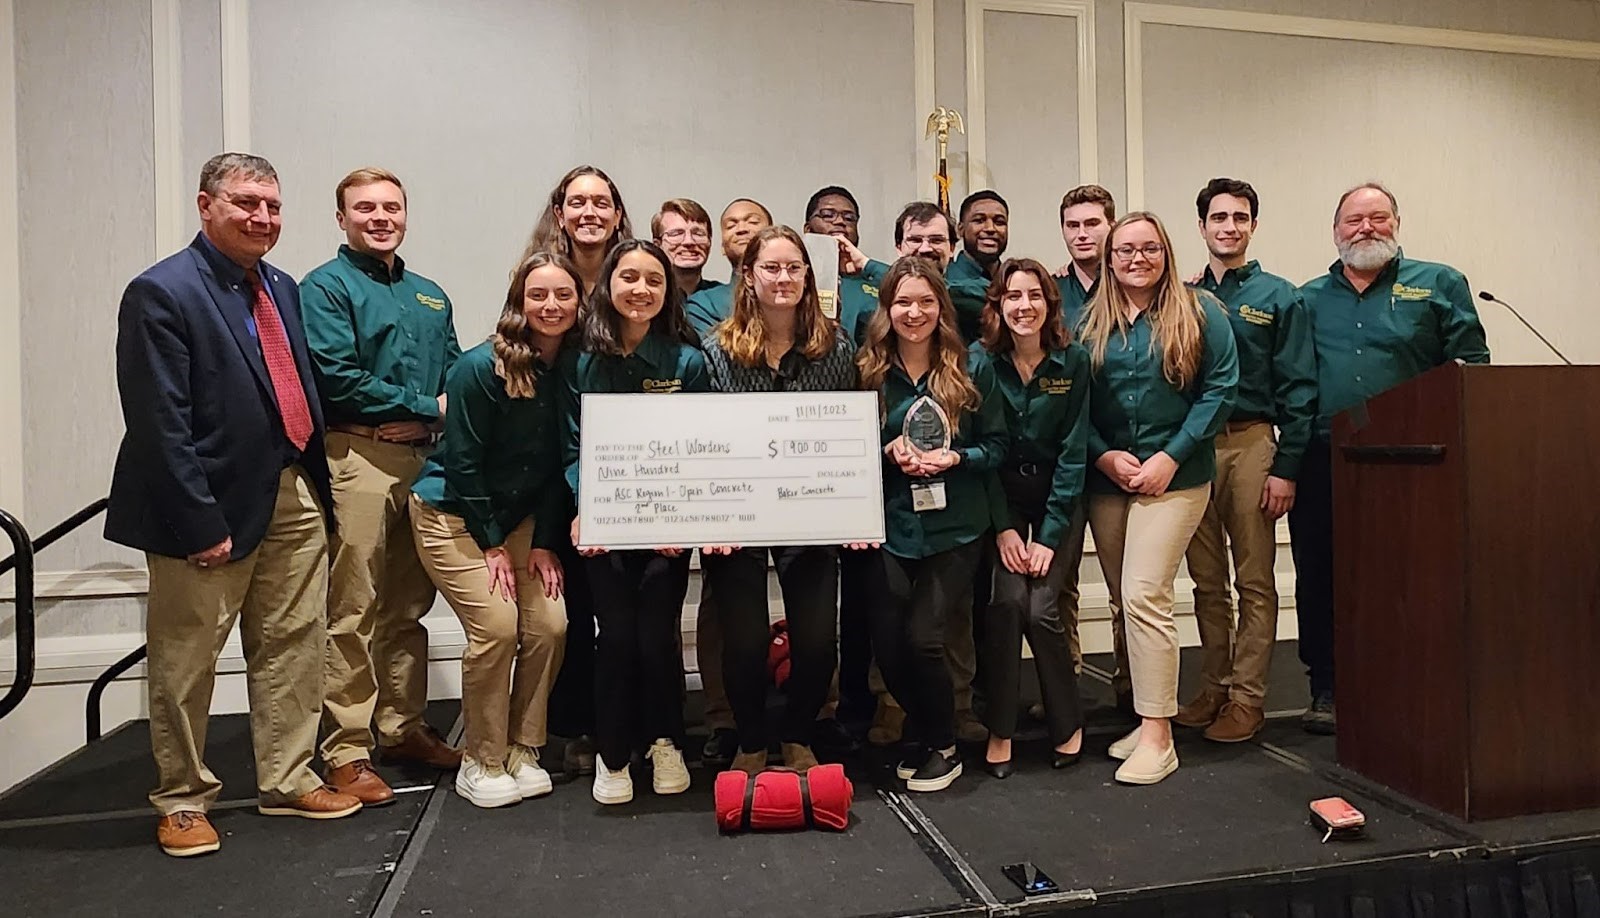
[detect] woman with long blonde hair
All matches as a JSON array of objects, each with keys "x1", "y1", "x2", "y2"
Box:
[
  {"x1": 857, "y1": 256, "x2": 1009, "y2": 793},
  {"x1": 699, "y1": 225, "x2": 858, "y2": 775},
  {"x1": 1078, "y1": 212, "x2": 1238, "y2": 786},
  {"x1": 409, "y1": 252, "x2": 581, "y2": 808}
]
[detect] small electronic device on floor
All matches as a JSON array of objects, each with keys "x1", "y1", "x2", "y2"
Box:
[
  {"x1": 1002, "y1": 861, "x2": 1059, "y2": 896},
  {"x1": 1310, "y1": 796, "x2": 1367, "y2": 842}
]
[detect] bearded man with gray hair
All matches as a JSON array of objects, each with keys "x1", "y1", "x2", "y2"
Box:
[{"x1": 1290, "y1": 182, "x2": 1489, "y2": 735}]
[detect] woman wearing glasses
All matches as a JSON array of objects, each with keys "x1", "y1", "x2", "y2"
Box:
[
  {"x1": 1078, "y1": 213, "x2": 1237, "y2": 786},
  {"x1": 699, "y1": 226, "x2": 859, "y2": 775},
  {"x1": 519, "y1": 165, "x2": 632, "y2": 292},
  {"x1": 560, "y1": 239, "x2": 709, "y2": 805},
  {"x1": 857, "y1": 257, "x2": 1009, "y2": 793},
  {"x1": 975, "y1": 258, "x2": 1090, "y2": 777}
]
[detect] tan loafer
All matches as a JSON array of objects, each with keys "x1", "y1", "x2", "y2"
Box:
[{"x1": 1114, "y1": 743, "x2": 1178, "y2": 785}]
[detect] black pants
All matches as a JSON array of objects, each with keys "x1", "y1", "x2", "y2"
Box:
[
  {"x1": 870, "y1": 542, "x2": 983, "y2": 752},
  {"x1": 547, "y1": 537, "x2": 595, "y2": 738},
  {"x1": 983, "y1": 473, "x2": 1083, "y2": 743},
  {"x1": 1287, "y1": 438, "x2": 1334, "y2": 697},
  {"x1": 587, "y1": 550, "x2": 691, "y2": 770},
  {"x1": 837, "y1": 547, "x2": 877, "y2": 717},
  {"x1": 702, "y1": 546, "x2": 839, "y2": 753}
]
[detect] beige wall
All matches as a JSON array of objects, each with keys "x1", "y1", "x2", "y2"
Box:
[{"x1": 3, "y1": 0, "x2": 1600, "y2": 785}]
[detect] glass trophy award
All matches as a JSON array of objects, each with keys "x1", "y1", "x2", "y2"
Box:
[
  {"x1": 803, "y1": 232, "x2": 841, "y2": 320},
  {"x1": 903, "y1": 395, "x2": 951, "y2": 458},
  {"x1": 902, "y1": 396, "x2": 952, "y2": 512}
]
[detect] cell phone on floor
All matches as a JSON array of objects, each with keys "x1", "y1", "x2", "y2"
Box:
[
  {"x1": 1309, "y1": 796, "x2": 1366, "y2": 842},
  {"x1": 1001, "y1": 862, "x2": 1059, "y2": 896}
]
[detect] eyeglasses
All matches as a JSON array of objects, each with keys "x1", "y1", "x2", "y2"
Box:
[
  {"x1": 220, "y1": 193, "x2": 281, "y2": 217},
  {"x1": 660, "y1": 228, "x2": 710, "y2": 242},
  {"x1": 1110, "y1": 243, "x2": 1165, "y2": 261},
  {"x1": 813, "y1": 208, "x2": 858, "y2": 224},
  {"x1": 754, "y1": 262, "x2": 809, "y2": 279}
]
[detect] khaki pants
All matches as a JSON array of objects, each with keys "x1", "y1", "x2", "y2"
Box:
[
  {"x1": 411, "y1": 497, "x2": 566, "y2": 766},
  {"x1": 1184, "y1": 422, "x2": 1279, "y2": 707},
  {"x1": 320, "y1": 433, "x2": 437, "y2": 767},
  {"x1": 1088, "y1": 484, "x2": 1211, "y2": 719},
  {"x1": 146, "y1": 466, "x2": 329, "y2": 815}
]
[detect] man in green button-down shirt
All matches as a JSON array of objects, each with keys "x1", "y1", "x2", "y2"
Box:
[
  {"x1": 1290, "y1": 182, "x2": 1490, "y2": 735},
  {"x1": 945, "y1": 190, "x2": 1010, "y2": 342},
  {"x1": 804, "y1": 185, "x2": 879, "y2": 347},
  {"x1": 1176, "y1": 179, "x2": 1319, "y2": 743},
  {"x1": 302, "y1": 168, "x2": 464, "y2": 799}
]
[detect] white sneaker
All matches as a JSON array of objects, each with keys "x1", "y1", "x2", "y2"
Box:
[
  {"x1": 592, "y1": 756, "x2": 633, "y2": 805},
  {"x1": 507, "y1": 744, "x2": 553, "y2": 799},
  {"x1": 1115, "y1": 742, "x2": 1179, "y2": 785},
  {"x1": 455, "y1": 755, "x2": 522, "y2": 809},
  {"x1": 646, "y1": 738, "x2": 691, "y2": 795},
  {"x1": 1109, "y1": 726, "x2": 1140, "y2": 761}
]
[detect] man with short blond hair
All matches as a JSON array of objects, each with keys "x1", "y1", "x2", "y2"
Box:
[
  {"x1": 107, "y1": 152, "x2": 363, "y2": 858},
  {"x1": 302, "y1": 167, "x2": 463, "y2": 803}
]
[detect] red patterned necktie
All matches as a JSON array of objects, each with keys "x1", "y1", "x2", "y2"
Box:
[{"x1": 244, "y1": 270, "x2": 314, "y2": 452}]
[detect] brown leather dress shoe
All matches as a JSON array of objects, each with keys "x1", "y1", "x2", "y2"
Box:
[
  {"x1": 257, "y1": 785, "x2": 363, "y2": 819},
  {"x1": 1204, "y1": 701, "x2": 1265, "y2": 743},
  {"x1": 730, "y1": 749, "x2": 768, "y2": 776},
  {"x1": 781, "y1": 743, "x2": 820, "y2": 773},
  {"x1": 382, "y1": 726, "x2": 464, "y2": 770},
  {"x1": 157, "y1": 811, "x2": 220, "y2": 857},
  {"x1": 1173, "y1": 689, "x2": 1228, "y2": 728},
  {"x1": 327, "y1": 759, "x2": 395, "y2": 806}
]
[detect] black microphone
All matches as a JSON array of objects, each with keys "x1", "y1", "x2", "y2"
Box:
[{"x1": 1477, "y1": 290, "x2": 1573, "y2": 366}]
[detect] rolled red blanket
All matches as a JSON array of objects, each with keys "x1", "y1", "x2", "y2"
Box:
[{"x1": 714, "y1": 763, "x2": 853, "y2": 832}]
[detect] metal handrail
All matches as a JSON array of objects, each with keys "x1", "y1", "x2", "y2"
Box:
[
  {"x1": 86, "y1": 644, "x2": 147, "y2": 742},
  {"x1": 0, "y1": 498, "x2": 110, "y2": 723},
  {"x1": 0, "y1": 507, "x2": 36, "y2": 720}
]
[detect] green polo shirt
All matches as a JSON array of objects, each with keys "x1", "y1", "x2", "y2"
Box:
[
  {"x1": 1086, "y1": 292, "x2": 1239, "y2": 495},
  {"x1": 1299, "y1": 251, "x2": 1490, "y2": 438},
  {"x1": 1056, "y1": 266, "x2": 1099, "y2": 335},
  {"x1": 1196, "y1": 261, "x2": 1319, "y2": 479},
  {"x1": 301, "y1": 245, "x2": 461, "y2": 424},
  {"x1": 411, "y1": 342, "x2": 569, "y2": 551},
  {"x1": 560, "y1": 333, "x2": 711, "y2": 499},
  {"x1": 981, "y1": 341, "x2": 1091, "y2": 549},
  {"x1": 878, "y1": 349, "x2": 1009, "y2": 559},
  {"x1": 685, "y1": 281, "x2": 732, "y2": 338},
  {"x1": 861, "y1": 252, "x2": 990, "y2": 343},
  {"x1": 838, "y1": 277, "x2": 880, "y2": 346}
]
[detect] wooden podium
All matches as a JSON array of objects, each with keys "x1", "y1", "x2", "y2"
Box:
[{"x1": 1332, "y1": 361, "x2": 1600, "y2": 820}]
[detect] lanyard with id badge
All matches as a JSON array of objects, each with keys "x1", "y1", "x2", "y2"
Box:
[{"x1": 903, "y1": 395, "x2": 952, "y2": 511}]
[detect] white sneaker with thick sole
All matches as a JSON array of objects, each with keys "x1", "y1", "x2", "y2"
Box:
[
  {"x1": 455, "y1": 755, "x2": 522, "y2": 809},
  {"x1": 507, "y1": 744, "x2": 553, "y2": 799},
  {"x1": 646, "y1": 738, "x2": 691, "y2": 795},
  {"x1": 592, "y1": 757, "x2": 633, "y2": 805},
  {"x1": 1115, "y1": 743, "x2": 1179, "y2": 785},
  {"x1": 1108, "y1": 726, "x2": 1141, "y2": 761}
]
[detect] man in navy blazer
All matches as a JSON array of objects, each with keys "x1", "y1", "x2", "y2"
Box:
[{"x1": 106, "y1": 152, "x2": 362, "y2": 858}]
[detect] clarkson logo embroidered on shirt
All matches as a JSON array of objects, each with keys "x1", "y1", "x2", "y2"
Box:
[
  {"x1": 415, "y1": 292, "x2": 447, "y2": 311},
  {"x1": 1238, "y1": 305, "x2": 1274, "y2": 326},
  {"x1": 863, "y1": 285, "x2": 878, "y2": 298},
  {"x1": 1037, "y1": 377, "x2": 1074, "y2": 395},
  {"x1": 1391, "y1": 283, "x2": 1432, "y2": 301},
  {"x1": 642, "y1": 378, "x2": 683, "y2": 393}
]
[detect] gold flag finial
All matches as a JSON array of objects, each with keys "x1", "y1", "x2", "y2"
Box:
[{"x1": 924, "y1": 107, "x2": 965, "y2": 213}]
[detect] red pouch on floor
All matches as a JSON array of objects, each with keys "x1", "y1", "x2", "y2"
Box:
[
  {"x1": 767, "y1": 619, "x2": 791, "y2": 689},
  {"x1": 714, "y1": 764, "x2": 853, "y2": 832}
]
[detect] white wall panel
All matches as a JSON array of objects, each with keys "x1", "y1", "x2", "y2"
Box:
[
  {"x1": 249, "y1": 0, "x2": 921, "y2": 340},
  {"x1": 1137, "y1": 20, "x2": 1600, "y2": 364}
]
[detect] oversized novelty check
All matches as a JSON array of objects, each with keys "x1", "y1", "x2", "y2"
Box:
[{"x1": 577, "y1": 391, "x2": 886, "y2": 549}]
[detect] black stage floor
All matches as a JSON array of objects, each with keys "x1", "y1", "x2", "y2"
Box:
[{"x1": 4, "y1": 642, "x2": 1599, "y2": 918}]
